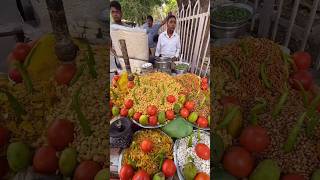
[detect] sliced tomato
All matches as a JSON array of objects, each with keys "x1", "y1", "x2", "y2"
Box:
[
  {"x1": 195, "y1": 143, "x2": 210, "y2": 160},
  {"x1": 165, "y1": 110, "x2": 175, "y2": 120},
  {"x1": 74, "y1": 161, "x2": 101, "y2": 180},
  {"x1": 197, "y1": 117, "x2": 208, "y2": 128},
  {"x1": 162, "y1": 159, "x2": 176, "y2": 177},
  {"x1": 293, "y1": 51, "x2": 312, "y2": 71},
  {"x1": 119, "y1": 164, "x2": 134, "y2": 180},
  {"x1": 166, "y1": 95, "x2": 176, "y2": 103},
  {"x1": 124, "y1": 99, "x2": 134, "y2": 109},
  {"x1": 140, "y1": 140, "x2": 153, "y2": 153},
  {"x1": 132, "y1": 170, "x2": 150, "y2": 180},
  {"x1": 195, "y1": 172, "x2": 210, "y2": 180},
  {"x1": 128, "y1": 81, "x2": 135, "y2": 89},
  {"x1": 148, "y1": 116, "x2": 158, "y2": 126},
  {"x1": 239, "y1": 125, "x2": 270, "y2": 153},
  {"x1": 47, "y1": 119, "x2": 74, "y2": 151},
  {"x1": 120, "y1": 108, "x2": 129, "y2": 117},
  {"x1": 184, "y1": 101, "x2": 195, "y2": 111},
  {"x1": 147, "y1": 105, "x2": 158, "y2": 116},
  {"x1": 180, "y1": 108, "x2": 189, "y2": 118},
  {"x1": 33, "y1": 146, "x2": 58, "y2": 174},
  {"x1": 133, "y1": 112, "x2": 142, "y2": 121}
]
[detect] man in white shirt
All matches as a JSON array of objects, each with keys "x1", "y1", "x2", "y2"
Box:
[{"x1": 155, "y1": 15, "x2": 181, "y2": 61}]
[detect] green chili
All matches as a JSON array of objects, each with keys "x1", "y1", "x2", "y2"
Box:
[
  {"x1": 306, "y1": 93, "x2": 320, "y2": 118},
  {"x1": 85, "y1": 44, "x2": 97, "y2": 79},
  {"x1": 15, "y1": 62, "x2": 33, "y2": 93},
  {"x1": 70, "y1": 64, "x2": 86, "y2": 86},
  {"x1": 188, "y1": 131, "x2": 194, "y2": 148},
  {"x1": 133, "y1": 89, "x2": 139, "y2": 105},
  {"x1": 217, "y1": 106, "x2": 239, "y2": 129},
  {"x1": 249, "y1": 98, "x2": 267, "y2": 124},
  {"x1": 197, "y1": 129, "x2": 201, "y2": 142},
  {"x1": 239, "y1": 42, "x2": 251, "y2": 58},
  {"x1": 260, "y1": 62, "x2": 271, "y2": 89},
  {"x1": 0, "y1": 88, "x2": 27, "y2": 118},
  {"x1": 136, "y1": 75, "x2": 141, "y2": 86},
  {"x1": 72, "y1": 86, "x2": 92, "y2": 136},
  {"x1": 158, "y1": 152, "x2": 165, "y2": 170},
  {"x1": 224, "y1": 56, "x2": 240, "y2": 80},
  {"x1": 272, "y1": 89, "x2": 289, "y2": 119},
  {"x1": 283, "y1": 112, "x2": 306, "y2": 153},
  {"x1": 306, "y1": 114, "x2": 319, "y2": 137}
]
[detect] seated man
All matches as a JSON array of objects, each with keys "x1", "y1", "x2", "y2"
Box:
[{"x1": 155, "y1": 15, "x2": 181, "y2": 61}]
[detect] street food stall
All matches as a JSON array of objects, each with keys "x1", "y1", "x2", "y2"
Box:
[{"x1": 212, "y1": 1, "x2": 320, "y2": 179}]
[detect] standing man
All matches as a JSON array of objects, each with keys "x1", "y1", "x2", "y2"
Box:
[
  {"x1": 143, "y1": 15, "x2": 167, "y2": 49},
  {"x1": 110, "y1": 1, "x2": 130, "y2": 27},
  {"x1": 155, "y1": 15, "x2": 181, "y2": 61}
]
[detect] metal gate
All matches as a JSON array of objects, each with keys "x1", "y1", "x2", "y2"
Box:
[{"x1": 160, "y1": 0, "x2": 210, "y2": 77}]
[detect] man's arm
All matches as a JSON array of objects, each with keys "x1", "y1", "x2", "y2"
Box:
[
  {"x1": 155, "y1": 34, "x2": 161, "y2": 57},
  {"x1": 175, "y1": 36, "x2": 181, "y2": 59}
]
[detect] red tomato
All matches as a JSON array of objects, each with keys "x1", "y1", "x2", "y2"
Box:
[
  {"x1": 0, "y1": 126, "x2": 10, "y2": 147},
  {"x1": 148, "y1": 116, "x2": 158, "y2": 126},
  {"x1": 0, "y1": 158, "x2": 9, "y2": 178},
  {"x1": 195, "y1": 143, "x2": 210, "y2": 160},
  {"x1": 166, "y1": 95, "x2": 176, "y2": 103},
  {"x1": 8, "y1": 68, "x2": 22, "y2": 83},
  {"x1": 162, "y1": 159, "x2": 176, "y2": 177},
  {"x1": 180, "y1": 108, "x2": 190, "y2": 118},
  {"x1": 119, "y1": 164, "x2": 134, "y2": 180},
  {"x1": 293, "y1": 51, "x2": 312, "y2": 71},
  {"x1": 201, "y1": 77, "x2": 208, "y2": 84},
  {"x1": 290, "y1": 70, "x2": 313, "y2": 91},
  {"x1": 55, "y1": 63, "x2": 77, "y2": 85},
  {"x1": 120, "y1": 108, "x2": 129, "y2": 117},
  {"x1": 74, "y1": 161, "x2": 101, "y2": 180},
  {"x1": 239, "y1": 125, "x2": 270, "y2": 153},
  {"x1": 195, "y1": 172, "x2": 210, "y2": 180},
  {"x1": 147, "y1": 105, "x2": 158, "y2": 116},
  {"x1": 140, "y1": 140, "x2": 153, "y2": 153},
  {"x1": 132, "y1": 170, "x2": 150, "y2": 180},
  {"x1": 165, "y1": 110, "x2": 175, "y2": 120},
  {"x1": 124, "y1": 99, "x2": 134, "y2": 109},
  {"x1": 12, "y1": 43, "x2": 31, "y2": 62},
  {"x1": 133, "y1": 112, "x2": 142, "y2": 121},
  {"x1": 128, "y1": 81, "x2": 135, "y2": 89},
  {"x1": 33, "y1": 146, "x2": 58, "y2": 174},
  {"x1": 223, "y1": 146, "x2": 254, "y2": 178},
  {"x1": 201, "y1": 84, "x2": 208, "y2": 91},
  {"x1": 220, "y1": 96, "x2": 239, "y2": 107},
  {"x1": 184, "y1": 101, "x2": 195, "y2": 111},
  {"x1": 47, "y1": 119, "x2": 74, "y2": 151},
  {"x1": 113, "y1": 75, "x2": 120, "y2": 81},
  {"x1": 197, "y1": 117, "x2": 208, "y2": 128},
  {"x1": 282, "y1": 174, "x2": 305, "y2": 180}
]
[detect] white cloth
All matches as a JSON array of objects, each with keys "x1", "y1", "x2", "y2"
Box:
[{"x1": 155, "y1": 31, "x2": 181, "y2": 58}]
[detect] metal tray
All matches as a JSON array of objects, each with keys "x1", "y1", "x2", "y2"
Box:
[
  {"x1": 118, "y1": 129, "x2": 174, "y2": 179},
  {"x1": 173, "y1": 130, "x2": 210, "y2": 180}
]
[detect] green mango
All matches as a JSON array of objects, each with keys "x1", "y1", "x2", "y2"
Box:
[
  {"x1": 161, "y1": 117, "x2": 193, "y2": 138},
  {"x1": 128, "y1": 108, "x2": 134, "y2": 117},
  {"x1": 249, "y1": 159, "x2": 281, "y2": 180},
  {"x1": 312, "y1": 169, "x2": 320, "y2": 180},
  {"x1": 178, "y1": 95, "x2": 186, "y2": 104},
  {"x1": 188, "y1": 112, "x2": 198, "y2": 123},
  {"x1": 112, "y1": 106, "x2": 120, "y2": 116},
  {"x1": 225, "y1": 106, "x2": 243, "y2": 138},
  {"x1": 59, "y1": 148, "x2": 78, "y2": 177},
  {"x1": 7, "y1": 142, "x2": 32, "y2": 172},
  {"x1": 153, "y1": 172, "x2": 165, "y2": 180},
  {"x1": 139, "y1": 115, "x2": 148, "y2": 125},
  {"x1": 212, "y1": 133, "x2": 225, "y2": 163},
  {"x1": 173, "y1": 103, "x2": 182, "y2": 114},
  {"x1": 158, "y1": 111, "x2": 166, "y2": 124},
  {"x1": 183, "y1": 162, "x2": 197, "y2": 180},
  {"x1": 95, "y1": 168, "x2": 109, "y2": 180}
]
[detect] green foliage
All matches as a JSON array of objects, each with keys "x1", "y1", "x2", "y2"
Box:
[{"x1": 119, "y1": 0, "x2": 168, "y2": 25}]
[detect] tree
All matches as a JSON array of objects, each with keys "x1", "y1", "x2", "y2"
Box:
[
  {"x1": 45, "y1": 0, "x2": 79, "y2": 62},
  {"x1": 119, "y1": 0, "x2": 168, "y2": 25}
]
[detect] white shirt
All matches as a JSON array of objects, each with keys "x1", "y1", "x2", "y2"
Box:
[{"x1": 155, "y1": 31, "x2": 181, "y2": 58}]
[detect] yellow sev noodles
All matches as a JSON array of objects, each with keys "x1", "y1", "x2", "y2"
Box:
[
  {"x1": 122, "y1": 130, "x2": 173, "y2": 175},
  {"x1": 125, "y1": 72, "x2": 182, "y2": 114}
]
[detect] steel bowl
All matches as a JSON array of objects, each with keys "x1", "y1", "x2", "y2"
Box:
[
  {"x1": 212, "y1": 3, "x2": 253, "y2": 39},
  {"x1": 174, "y1": 62, "x2": 190, "y2": 75},
  {"x1": 173, "y1": 130, "x2": 210, "y2": 180},
  {"x1": 155, "y1": 57, "x2": 172, "y2": 74}
]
